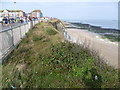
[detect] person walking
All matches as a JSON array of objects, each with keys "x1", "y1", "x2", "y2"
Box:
[
  {"x1": 20, "y1": 17, "x2": 23, "y2": 23},
  {"x1": 3, "y1": 17, "x2": 8, "y2": 25},
  {"x1": 8, "y1": 17, "x2": 10, "y2": 24},
  {"x1": 0, "y1": 16, "x2": 3, "y2": 26},
  {"x1": 28, "y1": 16, "x2": 32, "y2": 21},
  {"x1": 23, "y1": 17, "x2": 26, "y2": 24}
]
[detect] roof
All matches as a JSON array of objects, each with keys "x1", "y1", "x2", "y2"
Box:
[
  {"x1": 32, "y1": 10, "x2": 41, "y2": 12},
  {"x1": 0, "y1": 10, "x2": 4, "y2": 12},
  {"x1": 0, "y1": 10, "x2": 24, "y2": 12}
]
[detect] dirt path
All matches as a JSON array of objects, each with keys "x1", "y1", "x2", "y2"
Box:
[{"x1": 63, "y1": 22, "x2": 119, "y2": 69}]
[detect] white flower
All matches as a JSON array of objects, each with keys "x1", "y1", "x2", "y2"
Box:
[
  {"x1": 11, "y1": 85, "x2": 17, "y2": 89},
  {"x1": 95, "y1": 75, "x2": 98, "y2": 80}
]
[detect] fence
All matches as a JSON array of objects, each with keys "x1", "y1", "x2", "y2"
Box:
[
  {"x1": 0, "y1": 20, "x2": 40, "y2": 64},
  {"x1": 64, "y1": 31, "x2": 80, "y2": 44}
]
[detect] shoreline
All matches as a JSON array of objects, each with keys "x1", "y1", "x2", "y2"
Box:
[
  {"x1": 69, "y1": 22, "x2": 119, "y2": 32},
  {"x1": 61, "y1": 19, "x2": 118, "y2": 30},
  {"x1": 65, "y1": 22, "x2": 120, "y2": 42}
]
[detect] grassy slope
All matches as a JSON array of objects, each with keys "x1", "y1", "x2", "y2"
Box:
[{"x1": 2, "y1": 22, "x2": 119, "y2": 88}]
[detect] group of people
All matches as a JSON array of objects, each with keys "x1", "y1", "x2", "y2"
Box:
[{"x1": 0, "y1": 16, "x2": 38, "y2": 25}]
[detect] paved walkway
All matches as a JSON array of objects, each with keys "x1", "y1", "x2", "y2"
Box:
[
  {"x1": 0, "y1": 23, "x2": 23, "y2": 31},
  {"x1": 63, "y1": 22, "x2": 119, "y2": 69}
]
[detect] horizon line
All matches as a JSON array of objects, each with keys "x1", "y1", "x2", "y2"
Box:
[{"x1": 2, "y1": 0, "x2": 119, "y2": 3}]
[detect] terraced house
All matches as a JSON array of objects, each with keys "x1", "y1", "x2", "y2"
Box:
[{"x1": 0, "y1": 9, "x2": 25, "y2": 18}]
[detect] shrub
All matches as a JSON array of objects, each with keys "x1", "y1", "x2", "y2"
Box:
[
  {"x1": 32, "y1": 36, "x2": 43, "y2": 42},
  {"x1": 45, "y1": 28, "x2": 57, "y2": 35},
  {"x1": 19, "y1": 47, "x2": 31, "y2": 54}
]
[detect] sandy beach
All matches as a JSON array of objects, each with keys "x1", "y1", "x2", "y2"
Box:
[{"x1": 63, "y1": 22, "x2": 119, "y2": 69}]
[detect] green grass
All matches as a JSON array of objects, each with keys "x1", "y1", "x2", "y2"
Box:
[
  {"x1": 45, "y1": 27, "x2": 58, "y2": 35},
  {"x1": 2, "y1": 22, "x2": 119, "y2": 88},
  {"x1": 32, "y1": 36, "x2": 43, "y2": 42},
  {"x1": 102, "y1": 34, "x2": 120, "y2": 42},
  {"x1": 88, "y1": 30, "x2": 120, "y2": 42}
]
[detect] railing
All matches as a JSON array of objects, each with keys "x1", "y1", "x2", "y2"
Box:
[
  {"x1": 64, "y1": 31, "x2": 79, "y2": 43},
  {"x1": 0, "y1": 20, "x2": 40, "y2": 64}
]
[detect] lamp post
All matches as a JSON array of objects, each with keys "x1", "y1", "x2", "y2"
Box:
[{"x1": 13, "y1": 2, "x2": 16, "y2": 18}]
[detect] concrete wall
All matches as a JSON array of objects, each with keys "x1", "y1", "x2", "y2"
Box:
[{"x1": 0, "y1": 20, "x2": 40, "y2": 64}]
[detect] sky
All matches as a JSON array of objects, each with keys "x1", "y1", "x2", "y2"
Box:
[
  {"x1": 4, "y1": 0, "x2": 120, "y2": 2},
  {"x1": 0, "y1": 0, "x2": 118, "y2": 20}
]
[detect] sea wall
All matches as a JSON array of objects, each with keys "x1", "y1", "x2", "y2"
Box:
[{"x1": 0, "y1": 20, "x2": 40, "y2": 64}]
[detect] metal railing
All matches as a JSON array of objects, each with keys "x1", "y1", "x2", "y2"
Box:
[{"x1": 0, "y1": 20, "x2": 40, "y2": 64}]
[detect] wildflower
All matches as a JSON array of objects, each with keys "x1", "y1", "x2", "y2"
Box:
[
  {"x1": 10, "y1": 85, "x2": 17, "y2": 89},
  {"x1": 94, "y1": 75, "x2": 98, "y2": 80},
  {"x1": 36, "y1": 72, "x2": 38, "y2": 74}
]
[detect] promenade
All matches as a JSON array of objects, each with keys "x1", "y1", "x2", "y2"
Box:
[
  {"x1": 0, "y1": 23, "x2": 24, "y2": 31},
  {"x1": 0, "y1": 20, "x2": 40, "y2": 64},
  {"x1": 63, "y1": 22, "x2": 119, "y2": 69}
]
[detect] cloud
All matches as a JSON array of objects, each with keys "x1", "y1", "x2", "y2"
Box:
[{"x1": 5, "y1": 0, "x2": 119, "y2": 2}]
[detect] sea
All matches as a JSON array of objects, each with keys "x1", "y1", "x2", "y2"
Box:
[{"x1": 62, "y1": 19, "x2": 119, "y2": 30}]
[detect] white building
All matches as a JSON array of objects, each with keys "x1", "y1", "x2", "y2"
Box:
[
  {"x1": 0, "y1": 9, "x2": 25, "y2": 18},
  {"x1": 30, "y1": 10, "x2": 43, "y2": 18}
]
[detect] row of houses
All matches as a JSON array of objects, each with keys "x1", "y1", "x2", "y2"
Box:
[{"x1": 0, "y1": 9, "x2": 43, "y2": 18}]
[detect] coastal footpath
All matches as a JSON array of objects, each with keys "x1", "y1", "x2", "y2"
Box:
[{"x1": 63, "y1": 22, "x2": 119, "y2": 69}]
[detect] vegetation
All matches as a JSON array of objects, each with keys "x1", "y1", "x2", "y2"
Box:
[
  {"x1": 102, "y1": 34, "x2": 120, "y2": 42},
  {"x1": 45, "y1": 27, "x2": 58, "y2": 35},
  {"x1": 2, "y1": 21, "x2": 119, "y2": 88},
  {"x1": 72, "y1": 23, "x2": 120, "y2": 42},
  {"x1": 87, "y1": 29, "x2": 119, "y2": 42}
]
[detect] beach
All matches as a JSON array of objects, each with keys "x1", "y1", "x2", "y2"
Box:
[{"x1": 63, "y1": 21, "x2": 119, "y2": 69}]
